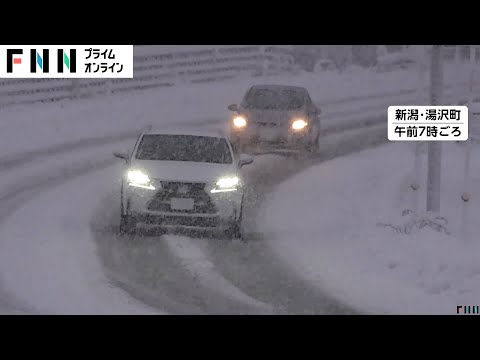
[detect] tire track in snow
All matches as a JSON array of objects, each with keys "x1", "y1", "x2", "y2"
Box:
[
  {"x1": 0, "y1": 157, "x2": 117, "y2": 314},
  {"x1": 92, "y1": 194, "x2": 277, "y2": 315},
  {"x1": 94, "y1": 123, "x2": 387, "y2": 314},
  {"x1": 0, "y1": 130, "x2": 140, "y2": 173},
  {"x1": 0, "y1": 111, "x2": 386, "y2": 314},
  {"x1": 0, "y1": 117, "x2": 257, "y2": 314},
  {"x1": 189, "y1": 124, "x2": 389, "y2": 314},
  {"x1": 163, "y1": 235, "x2": 274, "y2": 313}
]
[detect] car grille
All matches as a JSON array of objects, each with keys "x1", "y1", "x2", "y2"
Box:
[
  {"x1": 256, "y1": 121, "x2": 279, "y2": 127},
  {"x1": 138, "y1": 214, "x2": 219, "y2": 228},
  {"x1": 147, "y1": 181, "x2": 217, "y2": 214}
]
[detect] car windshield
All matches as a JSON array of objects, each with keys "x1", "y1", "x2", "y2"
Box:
[
  {"x1": 243, "y1": 88, "x2": 305, "y2": 110},
  {"x1": 135, "y1": 134, "x2": 233, "y2": 164}
]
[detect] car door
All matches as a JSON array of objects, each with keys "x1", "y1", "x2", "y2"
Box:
[
  {"x1": 304, "y1": 92, "x2": 320, "y2": 136},
  {"x1": 304, "y1": 93, "x2": 317, "y2": 118}
]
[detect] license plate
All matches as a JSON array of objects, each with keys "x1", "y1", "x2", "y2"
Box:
[
  {"x1": 259, "y1": 127, "x2": 278, "y2": 141},
  {"x1": 171, "y1": 198, "x2": 194, "y2": 211}
]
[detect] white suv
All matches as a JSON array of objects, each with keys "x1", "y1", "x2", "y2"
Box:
[{"x1": 113, "y1": 126, "x2": 253, "y2": 238}]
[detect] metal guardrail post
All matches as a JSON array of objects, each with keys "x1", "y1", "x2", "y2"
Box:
[
  {"x1": 461, "y1": 45, "x2": 477, "y2": 242},
  {"x1": 426, "y1": 45, "x2": 444, "y2": 213},
  {"x1": 411, "y1": 45, "x2": 427, "y2": 213}
]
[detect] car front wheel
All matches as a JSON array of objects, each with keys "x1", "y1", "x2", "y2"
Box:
[
  {"x1": 120, "y1": 186, "x2": 137, "y2": 235},
  {"x1": 120, "y1": 214, "x2": 137, "y2": 235},
  {"x1": 225, "y1": 196, "x2": 245, "y2": 240},
  {"x1": 225, "y1": 221, "x2": 243, "y2": 240},
  {"x1": 308, "y1": 134, "x2": 320, "y2": 153}
]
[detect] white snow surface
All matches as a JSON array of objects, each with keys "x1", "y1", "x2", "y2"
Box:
[
  {"x1": 0, "y1": 63, "x2": 479, "y2": 314},
  {"x1": 0, "y1": 63, "x2": 476, "y2": 157},
  {"x1": 260, "y1": 141, "x2": 480, "y2": 314},
  {"x1": 0, "y1": 141, "x2": 162, "y2": 314},
  {"x1": 163, "y1": 235, "x2": 274, "y2": 312}
]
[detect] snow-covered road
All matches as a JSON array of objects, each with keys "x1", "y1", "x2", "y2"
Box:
[
  {"x1": 0, "y1": 137, "x2": 162, "y2": 314},
  {"x1": 0, "y1": 118, "x2": 385, "y2": 314},
  {"x1": 1, "y1": 63, "x2": 476, "y2": 314}
]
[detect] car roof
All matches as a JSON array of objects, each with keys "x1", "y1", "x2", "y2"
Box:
[
  {"x1": 143, "y1": 125, "x2": 227, "y2": 139},
  {"x1": 250, "y1": 84, "x2": 307, "y2": 92}
]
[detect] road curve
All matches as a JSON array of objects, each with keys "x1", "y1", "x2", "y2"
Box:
[
  {"x1": 0, "y1": 120, "x2": 386, "y2": 314},
  {"x1": 91, "y1": 124, "x2": 387, "y2": 314}
]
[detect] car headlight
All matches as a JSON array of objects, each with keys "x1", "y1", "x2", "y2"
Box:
[
  {"x1": 233, "y1": 116, "x2": 247, "y2": 128},
  {"x1": 127, "y1": 169, "x2": 155, "y2": 190},
  {"x1": 291, "y1": 119, "x2": 308, "y2": 130},
  {"x1": 211, "y1": 176, "x2": 240, "y2": 193}
]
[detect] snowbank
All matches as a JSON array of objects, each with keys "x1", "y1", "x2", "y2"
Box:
[{"x1": 260, "y1": 141, "x2": 480, "y2": 314}]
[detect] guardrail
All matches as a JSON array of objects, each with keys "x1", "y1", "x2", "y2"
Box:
[
  {"x1": 3, "y1": 45, "x2": 474, "y2": 109},
  {"x1": 0, "y1": 45, "x2": 295, "y2": 107},
  {"x1": 1, "y1": 72, "x2": 479, "y2": 170},
  {"x1": 321, "y1": 89, "x2": 480, "y2": 135},
  {"x1": 1, "y1": 46, "x2": 479, "y2": 140}
]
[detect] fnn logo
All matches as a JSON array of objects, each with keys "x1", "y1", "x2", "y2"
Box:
[
  {"x1": 57, "y1": 49, "x2": 76, "y2": 73},
  {"x1": 457, "y1": 305, "x2": 480, "y2": 315},
  {"x1": 31, "y1": 49, "x2": 49, "y2": 73},
  {"x1": 1, "y1": 45, "x2": 134, "y2": 79},
  {"x1": 6, "y1": 48, "x2": 76, "y2": 73}
]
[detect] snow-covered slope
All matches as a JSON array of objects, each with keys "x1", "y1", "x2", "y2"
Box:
[{"x1": 260, "y1": 141, "x2": 480, "y2": 314}]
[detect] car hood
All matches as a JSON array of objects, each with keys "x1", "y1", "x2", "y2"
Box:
[
  {"x1": 130, "y1": 160, "x2": 238, "y2": 183},
  {"x1": 240, "y1": 108, "x2": 306, "y2": 125}
]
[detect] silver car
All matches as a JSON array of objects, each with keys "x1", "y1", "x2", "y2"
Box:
[{"x1": 227, "y1": 85, "x2": 321, "y2": 154}]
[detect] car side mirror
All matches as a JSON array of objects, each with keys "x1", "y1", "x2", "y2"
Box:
[
  {"x1": 113, "y1": 151, "x2": 129, "y2": 163},
  {"x1": 228, "y1": 104, "x2": 239, "y2": 112},
  {"x1": 238, "y1": 156, "x2": 254, "y2": 168}
]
